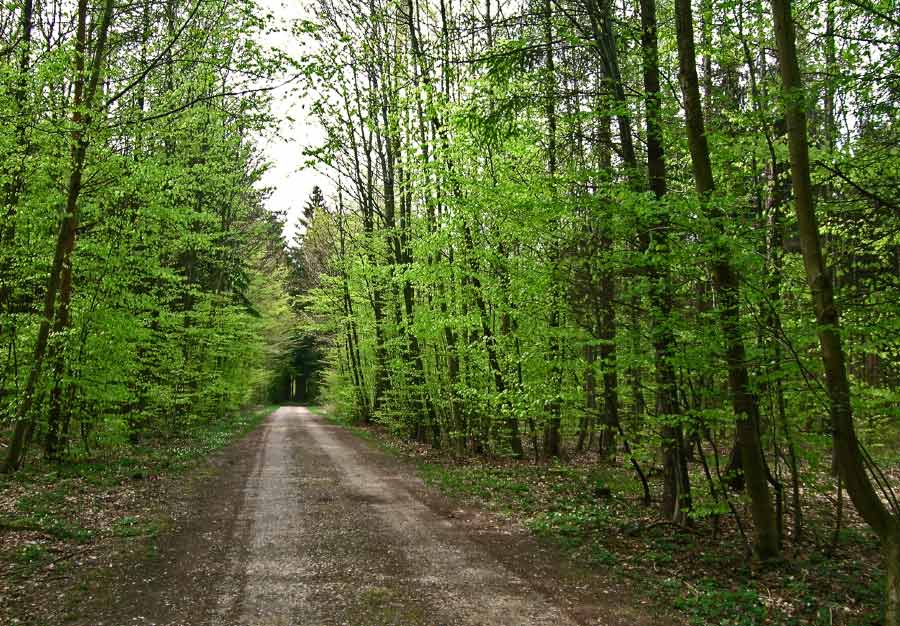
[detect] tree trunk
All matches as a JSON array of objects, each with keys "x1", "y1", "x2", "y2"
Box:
[
  {"x1": 0, "y1": 0, "x2": 34, "y2": 313},
  {"x1": 44, "y1": 254, "x2": 76, "y2": 460},
  {"x1": 578, "y1": 342, "x2": 597, "y2": 453},
  {"x1": 337, "y1": 196, "x2": 369, "y2": 420},
  {"x1": 4, "y1": 0, "x2": 114, "y2": 473},
  {"x1": 598, "y1": 232, "x2": 618, "y2": 457},
  {"x1": 542, "y1": 0, "x2": 562, "y2": 458},
  {"x1": 887, "y1": 531, "x2": 900, "y2": 626},
  {"x1": 640, "y1": 0, "x2": 691, "y2": 522},
  {"x1": 674, "y1": 0, "x2": 779, "y2": 558},
  {"x1": 462, "y1": 224, "x2": 522, "y2": 457},
  {"x1": 770, "y1": 0, "x2": 900, "y2": 619},
  {"x1": 592, "y1": 108, "x2": 620, "y2": 460}
]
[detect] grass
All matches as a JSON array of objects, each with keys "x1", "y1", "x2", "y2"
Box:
[
  {"x1": 345, "y1": 585, "x2": 430, "y2": 626},
  {"x1": 110, "y1": 515, "x2": 167, "y2": 538},
  {"x1": 315, "y1": 405, "x2": 402, "y2": 456},
  {"x1": 0, "y1": 405, "x2": 275, "y2": 592}
]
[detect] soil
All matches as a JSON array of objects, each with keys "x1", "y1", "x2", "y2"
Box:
[{"x1": 26, "y1": 406, "x2": 680, "y2": 626}]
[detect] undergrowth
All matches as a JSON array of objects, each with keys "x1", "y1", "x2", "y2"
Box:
[
  {"x1": 328, "y1": 407, "x2": 887, "y2": 626},
  {"x1": 0, "y1": 405, "x2": 274, "y2": 587}
]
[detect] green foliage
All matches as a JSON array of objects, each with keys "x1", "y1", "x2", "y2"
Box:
[
  {"x1": 674, "y1": 580, "x2": 767, "y2": 626},
  {"x1": 0, "y1": 0, "x2": 296, "y2": 466}
]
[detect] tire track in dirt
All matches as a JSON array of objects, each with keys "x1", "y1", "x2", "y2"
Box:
[
  {"x1": 301, "y1": 408, "x2": 577, "y2": 626},
  {"x1": 73, "y1": 406, "x2": 676, "y2": 626}
]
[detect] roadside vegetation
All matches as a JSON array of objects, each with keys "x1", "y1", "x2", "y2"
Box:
[
  {"x1": 0, "y1": 1, "x2": 310, "y2": 617},
  {"x1": 3, "y1": 0, "x2": 899, "y2": 621},
  {"x1": 328, "y1": 410, "x2": 893, "y2": 626},
  {"x1": 293, "y1": 0, "x2": 900, "y2": 621},
  {"x1": 0, "y1": 405, "x2": 274, "y2": 626}
]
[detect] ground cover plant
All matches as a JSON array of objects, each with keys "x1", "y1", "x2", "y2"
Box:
[
  {"x1": 0, "y1": 405, "x2": 274, "y2": 625},
  {"x1": 332, "y1": 412, "x2": 892, "y2": 625}
]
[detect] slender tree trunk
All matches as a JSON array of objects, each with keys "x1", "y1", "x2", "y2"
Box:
[
  {"x1": 355, "y1": 70, "x2": 391, "y2": 416},
  {"x1": 578, "y1": 342, "x2": 597, "y2": 452},
  {"x1": 674, "y1": 0, "x2": 779, "y2": 558},
  {"x1": 598, "y1": 231, "x2": 618, "y2": 457},
  {"x1": 770, "y1": 0, "x2": 900, "y2": 618},
  {"x1": 3, "y1": 0, "x2": 114, "y2": 473},
  {"x1": 542, "y1": 0, "x2": 562, "y2": 458},
  {"x1": 0, "y1": 0, "x2": 34, "y2": 283},
  {"x1": 462, "y1": 224, "x2": 523, "y2": 457},
  {"x1": 404, "y1": 0, "x2": 441, "y2": 446},
  {"x1": 592, "y1": 98, "x2": 621, "y2": 460},
  {"x1": 0, "y1": 0, "x2": 35, "y2": 383},
  {"x1": 338, "y1": 197, "x2": 369, "y2": 420},
  {"x1": 887, "y1": 532, "x2": 900, "y2": 626},
  {"x1": 639, "y1": 0, "x2": 691, "y2": 523},
  {"x1": 44, "y1": 262, "x2": 75, "y2": 460}
]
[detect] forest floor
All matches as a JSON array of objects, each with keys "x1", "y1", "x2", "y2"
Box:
[
  {"x1": 340, "y1": 413, "x2": 889, "y2": 626},
  {"x1": 0, "y1": 405, "x2": 276, "y2": 626},
  {"x1": 0, "y1": 405, "x2": 679, "y2": 626}
]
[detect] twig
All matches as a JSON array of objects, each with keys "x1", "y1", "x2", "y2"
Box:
[{"x1": 625, "y1": 520, "x2": 700, "y2": 536}]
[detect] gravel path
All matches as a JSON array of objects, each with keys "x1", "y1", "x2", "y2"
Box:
[
  {"x1": 220, "y1": 406, "x2": 576, "y2": 626},
  {"x1": 79, "y1": 406, "x2": 673, "y2": 626}
]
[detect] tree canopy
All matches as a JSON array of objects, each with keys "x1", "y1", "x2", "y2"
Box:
[{"x1": 289, "y1": 0, "x2": 900, "y2": 620}]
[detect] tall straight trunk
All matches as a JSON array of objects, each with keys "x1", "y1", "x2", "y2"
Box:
[
  {"x1": 583, "y1": 0, "x2": 639, "y2": 186},
  {"x1": 44, "y1": 261, "x2": 75, "y2": 460},
  {"x1": 579, "y1": 17, "x2": 625, "y2": 459},
  {"x1": 434, "y1": 0, "x2": 465, "y2": 453},
  {"x1": 461, "y1": 224, "x2": 523, "y2": 457},
  {"x1": 543, "y1": 0, "x2": 562, "y2": 458},
  {"x1": 0, "y1": 0, "x2": 34, "y2": 268},
  {"x1": 766, "y1": 187, "x2": 802, "y2": 540},
  {"x1": 4, "y1": 0, "x2": 114, "y2": 473},
  {"x1": 348, "y1": 65, "x2": 390, "y2": 416},
  {"x1": 586, "y1": 0, "x2": 668, "y2": 470},
  {"x1": 595, "y1": 115, "x2": 619, "y2": 457},
  {"x1": 367, "y1": 223, "x2": 390, "y2": 415},
  {"x1": 639, "y1": 0, "x2": 691, "y2": 522},
  {"x1": 0, "y1": 0, "x2": 35, "y2": 371},
  {"x1": 598, "y1": 229, "x2": 618, "y2": 456},
  {"x1": 400, "y1": 0, "x2": 439, "y2": 445},
  {"x1": 737, "y1": 8, "x2": 803, "y2": 540},
  {"x1": 377, "y1": 50, "x2": 430, "y2": 442},
  {"x1": 338, "y1": 196, "x2": 369, "y2": 420},
  {"x1": 578, "y1": 341, "x2": 597, "y2": 452},
  {"x1": 770, "y1": 0, "x2": 900, "y2": 620},
  {"x1": 674, "y1": 0, "x2": 779, "y2": 558},
  {"x1": 380, "y1": 130, "x2": 421, "y2": 435}
]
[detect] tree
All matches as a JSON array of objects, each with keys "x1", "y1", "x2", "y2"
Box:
[
  {"x1": 770, "y1": 0, "x2": 900, "y2": 618},
  {"x1": 1, "y1": 0, "x2": 294, "y2": 471},
  {"x1": 673, "y1": 0, "x2": 780, "y2": 559}
]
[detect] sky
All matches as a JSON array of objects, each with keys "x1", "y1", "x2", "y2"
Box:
[{"x1": 255, "y1": 0, "x2": 326, "y2": 244}]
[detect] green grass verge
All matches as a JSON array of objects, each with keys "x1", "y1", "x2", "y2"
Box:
[
  {"x1": 0, "y1": 405, "x2": 275, "y2": 575},
  {"x1": 313, "y1": 405, "x2": 401, "y2": 457}
]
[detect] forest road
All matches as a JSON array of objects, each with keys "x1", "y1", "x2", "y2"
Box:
[{"x1": 87, "y1": 406, "x2": 671, "y2": 626}]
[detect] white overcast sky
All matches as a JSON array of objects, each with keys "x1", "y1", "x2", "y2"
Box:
[{"x1": 255, "y1": 0, "x2": 326, "y2": 244}]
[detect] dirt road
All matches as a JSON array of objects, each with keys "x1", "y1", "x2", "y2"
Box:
[{"x1": 82, "y1": 406, "x2": 668, "y2": 626}]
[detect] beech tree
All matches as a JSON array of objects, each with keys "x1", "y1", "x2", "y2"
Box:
[
  {"x1": 296, "y1": 0, "x2": 899, "y2": 619},
  {"x1": 1, "y1": 0, "x2": 295, "y2": 469},
  {"x1": 770, "y1": 0, "x2": 900, "y2": 618},
  {"x1": 2, "y1": 0, "x2": 898, "y2": 620}
]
